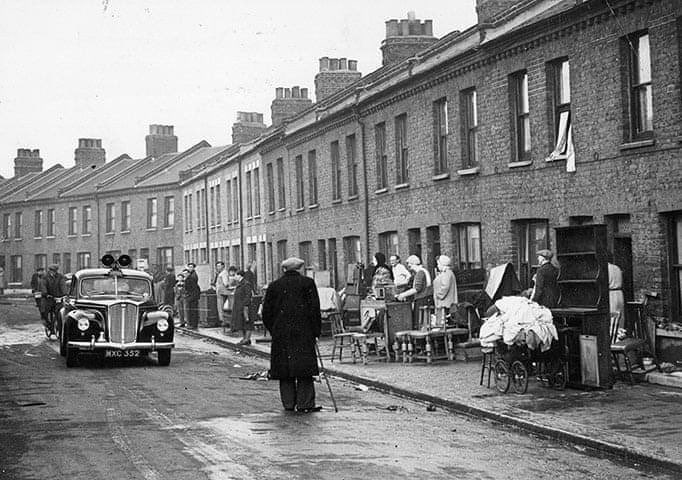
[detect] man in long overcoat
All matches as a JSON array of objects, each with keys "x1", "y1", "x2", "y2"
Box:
[
  {"x1": 261, "y1": 257, "x2": 322, "y2": 413},
  {"x1": 183, "y1": 263, "x2": 201, "y2": 329}
]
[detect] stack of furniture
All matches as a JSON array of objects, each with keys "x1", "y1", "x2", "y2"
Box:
[{"x1": 552, "y1": 225, "x2": 613, "y2": 388}]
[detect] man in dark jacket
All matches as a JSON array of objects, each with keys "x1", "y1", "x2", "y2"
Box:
[
  {"x1": 531, "y1": 249, "x2": 560, "y2": 309},
  {"x1": 262, "y1": 257, "x2": 322, "y2": 413},
  {"x1": 162, "y1": 266, "x2": 176, "y2": 306},
  {"x1": 184, "y1": 263, "x2": 201, "y2": 329}
]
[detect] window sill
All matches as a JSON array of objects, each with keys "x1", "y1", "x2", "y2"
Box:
[
  {"x1": 545, "y1": 154, "x2": 567, "y2": 162},
  {"x1": 268, "y1": 210, "x2": 276, "y2": 216},
  {"x1": 277, "y1": 208, "x2": 286, "y2": 213},
  {"x1": 14, "y1": 238, "x2": 22, "y2": 241},
  {"x1": 296, "y1": 207, "x2": 305, "y2": 213},
  {"x1": 375, "y1": 188, "x2": 388, "y2": 195},
  {"x1": 105, "y1": 232, "x2": 115, "y2": 236},
  {"x1": 67, "y1": 234, "x2": 77, "y2": 238},
  {"x1": 163, "y1": 226, "x2": 174, "y2": 230},
  {"x1": 253, "y1": 215, "x2": 261, "y2": 220},
  {"x1": 45, "y1": 235, "x2": 55, "y2": 240},
  {"x1": 620, "y1": 139, "x2": 655, "y2": 150},
  {"x1": 457, "y1": 167, "x2": 480, "y2": 176},
  {"x1": 121, "y1": 230, "x2": 130, "y2": 234},
  {"x1": 34, "y1": 236, "x2": 42, "y2": 240},
  {"x1": 347, "y1": 195, "x2": 358, "y2": 202},
  {"x1": 146, "y1": 228, "x2": 157, "y2": 232},
  {"x1": 81, "y1": 233, "x2": 92, "y2": 237},
  {"x1": 309, "y1": 204, "x2": 319, "y2": 209},
  {"x1": 331, "y1": 199, "x2": 342, "y2": 205},
  {"x1": 432, "y1": 173, "x2": 450, "y2": 181},
  {"x1": 508, "y1": 160, "x2": 532, "y2": 168},
  {"x1": 395, "y1": 183, "x2": 409, "y2": 191}
]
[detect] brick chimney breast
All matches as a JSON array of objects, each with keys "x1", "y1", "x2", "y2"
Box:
[
  {"x1": 145, "y1": 124, "x2": 178, "y2": 158},
  {"x1": 232, "y1": 111, "x2": 267, "y2": 144},
  {"x1": 380, "y1": 11, "x2": 438, "y2": 66},
  {"x1": 271, "y1": 86, "x2": 313, "y2": 127},
  {"x1": 314, "y1": 57, "x2": 362, "y2": 102},
  {"x1": 13, "y1": 148, "x2": 43, "y2": 177},
  {"x1": 74, "y1": 138, "x2": 105, "y2": 170}
]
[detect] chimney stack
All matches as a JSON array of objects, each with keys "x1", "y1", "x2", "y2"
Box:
[
  {"x1": 13, "y1": 148, "x2": 43, "y2": 177},
  {"x1": 145, "y1": 124, "x2": 178, "y2": 158},
  {"x1": 271, "y1": 86, "x2": 313, "y2": 126},
  {"x1": 475, "y1": 0, "x2": 524, "y2": 26},
  {"x1": 381, "y1": 12, "x2": 438, "y2": 66},
  {"x1": 314, "y1": 57, "x2": 362, "y2": 102},
  {"x1": 232, "y1": 111, "x2": 267, "y2": 144},
  {"x1": 74, "y1": 138, "x2": 105, "y2": 170}
]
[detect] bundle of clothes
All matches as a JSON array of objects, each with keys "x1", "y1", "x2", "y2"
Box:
[{"x1": 479, "y1": 296, "x2": 557, "y2": 352}]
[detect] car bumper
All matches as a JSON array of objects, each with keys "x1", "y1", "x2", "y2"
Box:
[{"x1": 67, "y1": 340, "x2": 174, "y2": 351}]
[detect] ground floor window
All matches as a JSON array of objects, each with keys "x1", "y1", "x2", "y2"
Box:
[
  {"x1": 426, "y1": 226, "x2": 441, "y2": 278},
  {"x1": 407, "y1": 228, "x2": 422, "y2": 262},
  {"x1": 513, "y1": 219, "x2": 549, "y2": 289},
  {"x1": 157, "y1": 247, "x2": 174, "y2": 269},
  {"x1": 10, "y1": 255, "x2": 22, "y2": 283},
  {"x1": 34, "y1": 254, "x2": 47, "y2": 271},
  {"x1": 77, "y1": 252, "x2": 91, "y2": 271},
  {"x1": 452, "y1": 223, "x2": 482, "y2": 270},
  {"x1": 378, "y1": 231, "x2": 399, "y2": 258},
  {"x1": 299, "y1": 241, "x2": 312, "y2": 267}
]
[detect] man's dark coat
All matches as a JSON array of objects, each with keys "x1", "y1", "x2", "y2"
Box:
[
  {"x1": 531, "y1": 262, "x2": 560, "y2": 309},
  {"x1": 262, "y1": 270, "x2": 321, "y2": 380},
  {"x1": 184, "y1": 270, "x2": 201, "y2": 302}
]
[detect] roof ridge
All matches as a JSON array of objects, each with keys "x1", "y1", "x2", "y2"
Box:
[{"x1": 133, "y1": 140, "x2": 211, "y2": 185}]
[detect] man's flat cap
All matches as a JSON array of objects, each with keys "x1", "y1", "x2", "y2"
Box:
[
  {"x1": 281, "y1": 257, "x2": 305, "y2": 271},
  {"x1": 537, "y1": 249, "x2": 553, "y2": 260}
]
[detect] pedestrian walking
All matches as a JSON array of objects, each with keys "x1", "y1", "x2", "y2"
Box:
[
  {"x1": 261, "y1": 257, "x2": 322, "y2": 413},
  {"x1": 174, "y1": 272, "x2": 186, "y2": 327},
  {"x1": 162, "y1": 266, "x2": 176, "y2": 306},
  {"x1": 232, "y1": 269, "x2": 253, "y2": 345},
  {"x1": 184, "y1": 263, "x2": 201, "y2": 329}
]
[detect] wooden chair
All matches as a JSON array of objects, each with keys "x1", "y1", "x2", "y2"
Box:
[
  {"x1": 351, "y1": 307, "x2": 388, "y2": 364},
  {"x1": 329, "y1": 312, "x2": 358, "y2": 363},
  {"x1": 610, "y1": 311, "x2": 650, "y2": 384}
]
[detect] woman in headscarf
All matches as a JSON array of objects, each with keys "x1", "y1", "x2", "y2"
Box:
[{"x1": 371, "y1": 252, "x2": 394, "y2": 291}]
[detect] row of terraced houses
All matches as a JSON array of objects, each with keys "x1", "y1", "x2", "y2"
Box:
[{"x1": 1, "y1": 0, "x2": 681, "y2": 330}]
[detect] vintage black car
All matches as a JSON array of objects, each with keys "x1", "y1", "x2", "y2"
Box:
[{"x1": 58, "y1": 255, "x2": 174, "y2": 367}]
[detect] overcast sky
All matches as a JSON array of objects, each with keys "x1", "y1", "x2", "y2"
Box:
[{"x1": 0, "y1": 0, "x2": 478, "y2": 179}]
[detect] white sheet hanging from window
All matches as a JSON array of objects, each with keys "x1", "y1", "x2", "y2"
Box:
[{"x1": 547, "y1": 111, "x2": 575, "y2": 172}]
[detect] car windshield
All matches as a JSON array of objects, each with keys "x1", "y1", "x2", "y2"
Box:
[{"x1": 80, "y1": 276, "x2": 152, "y2": 299}]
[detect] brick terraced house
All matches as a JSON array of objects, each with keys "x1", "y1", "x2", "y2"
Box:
[{"x1": 1, "y1": 0, "x2": 681, "y2": 357}]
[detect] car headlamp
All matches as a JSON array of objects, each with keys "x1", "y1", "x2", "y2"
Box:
[
  {"x1": 77, "y1": 317, "x2": 90, "y2": 331},
  {"x1": 156, "y1": 318, "x2": 169, "y2": 332}
]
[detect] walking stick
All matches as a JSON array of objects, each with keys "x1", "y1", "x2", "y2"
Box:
[{"x1": 315, "y1": 341, "x2": 338, "y2": 412}]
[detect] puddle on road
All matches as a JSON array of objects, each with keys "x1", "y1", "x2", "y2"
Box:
[{"x1": 0, "y1": 324, "x2": 45, "y2": 347}]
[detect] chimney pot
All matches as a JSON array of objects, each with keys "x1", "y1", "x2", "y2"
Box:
[
  {"x1": 301, "y1": 88, "x2": 308, "y2": 99},
  {"x1": 339, "y1": 58, "x2": 347, "y2": 70},
  {"x1": 284, "y1": 88, "x2": 291, "y2": 98},
  {"x1": 276, "y1": 87, "x2": 284, "y2": 99},
  {"x1": 348, "y1": 60, "x2": 358, "y2": 71},
  {"x1": 424, "y1": 19, "x2": 433, "y2": 36},
  {"x1": 330, "y1": 58, "x2": 339, "y2": 70},
  {"x1": 400, "y1": 19, "x2": 409, "y2": 36},
  {"x1": 292, "y1": 86, "x2": 300, "y2": 98},
  {"x1": 319, "y1": 56, "x2": 330, "y2": 72},
  {"x1": 407, "y1": 10, "x2": 416, "y2": 21},
  {"x1": 386, "y1": 19, "x2": 399, "y2": 38}
]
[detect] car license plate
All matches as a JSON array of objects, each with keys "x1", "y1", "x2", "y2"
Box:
[{"x1": 104, "y1": 350, "x2": 140, "y2": 358}]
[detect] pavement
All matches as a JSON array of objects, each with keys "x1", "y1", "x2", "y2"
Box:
[{"x1": 179, "y1": 323, "x2": 682, "y2": 475}]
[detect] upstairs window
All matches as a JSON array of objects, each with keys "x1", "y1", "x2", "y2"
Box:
[
  {"x1": 105, "y1": 203, "x2": 115, "y2": 233},
  {"x1": 82, "y1": 206, "x2": 92, "y2": 234},
  {"x1": 2, "y1": 214, "x2": 10, "y2": 240},
  {"x1": 225, "y1": 181, "x2": 232, "y2": 223},
  {"x1": 295, "y1": 154, "x2": 305, "y2": 209},
  {"x1": 375, "y1": 122, "x2": 388, "y2": 190},
  {"x1": 121, "y1": 201, "x2": 131, "y2": 232},
  {"x1": 331, "y1": 141, "x2": 341, "y2": 201},
  {"x1": 625, "y1": 31, "x2": 653, "y2": 140},
  {"x1": 68, "y1": 207, "x2": 77, "y2": 235},
  {"x1": 346, "y1": 135, "x2": 358, "y2": 197},
  {"x1": 395, "y1": 114, "x2": 408, "y2": 185},
  {"x1": 510, "y1": 70, "x2": 531, "y2": 163},
  {"x1": 461, "y1": 88, "x2": 479, "y2": 169},
  {"x1": 147, "y1": 197, "x2": 157, "y2": 229},
  {"x1": 433, "y1": 98, "x2": 448, "y2": 175},
  {"x1": 214, "y1": 185, "x2": 221, "y2": 226},
  {"x1": 46, "y1": 209, "x2": 55, "y2": 237},
  {"x1": 232, "y1": 176, "x2": 240, "y2": 221},
  {"x1": 253, "y1": 168, "x2": 261, "y2": 216},
  {"x1": 276, "y1": 158, "x2": 286, "y2": 209},
  {"x1": 14, "y1": 212, "x2": 22, "y2": 239},
  {"x1": 246, "y1": 171, "x2": 253, "y2": 218},
  {"x1": 34, "y1": 210, "x2": 43, "y2": 238},
  {"x1": 164, "y1": 196, "x2": 174, "y2": 227},
  {"x1": 266, "y1": 163, "x2": 275, "y2": 213},
  {"x1": 547, "y1": 58, "x2": 574, "y2": 165},
  {"x1": 308, "y1": 150, "x2": 318, "y2": 205}
]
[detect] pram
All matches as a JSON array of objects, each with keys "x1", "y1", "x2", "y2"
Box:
[{"x1": 490, "y1": 327, "x2": 569, "y2": 394}]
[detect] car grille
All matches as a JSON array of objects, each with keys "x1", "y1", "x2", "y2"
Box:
[{"x1": 108, "y1": 302, "x2": 139, "y2": 344}]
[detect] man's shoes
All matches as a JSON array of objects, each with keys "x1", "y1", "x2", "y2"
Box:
[
  {"x1": 237, "y1": 339, "x2": 251, "y2": 345},
  {"x1": 297, "y1": 406, "x2": 323, "y2": 413}
]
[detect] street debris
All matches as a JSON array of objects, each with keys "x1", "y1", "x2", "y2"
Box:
[
  {"x1": 238, "y1": 370, "x2": 269, "y2": 381},
  {"x1": 354, "y1": 384, "x2": 369, "y2": 391},
  {"x1": 426, "y1": 403, "x2": 437, "y2": 412},
  {"x1": 233, "y1": 364, "x2": 242, "y2": 368}
]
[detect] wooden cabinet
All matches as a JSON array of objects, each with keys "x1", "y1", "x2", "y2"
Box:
[{"x1": 553, "y1": 225, "x2": 613, "y2": 388}]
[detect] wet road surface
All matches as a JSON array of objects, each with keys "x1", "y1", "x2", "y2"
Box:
[{"x1": 0, "y1": 303, "x2": 675, "y2": 479}]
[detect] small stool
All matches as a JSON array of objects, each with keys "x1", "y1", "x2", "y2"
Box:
[{"x1": 480, "y1": 347, "x2": 495, "y2": 387}]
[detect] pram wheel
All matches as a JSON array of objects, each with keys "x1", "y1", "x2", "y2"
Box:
[
  {"x1": 510, "y1": 360, "x2": 528, "y2": 394},
  {"x1": 494, "y1": 360, "x2": 510, "y2": 393}
]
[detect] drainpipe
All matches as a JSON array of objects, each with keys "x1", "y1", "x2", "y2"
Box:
[
  {"x1": 95, "y1": 191, "x2": 101, "y2": 264},
  {"x1": 354, "y1": 102, "x2": 370, "y2": 267},
  {"x1": 204, "y1": 174, "x2": 211, "y2": 281},
  {"x1": 238, "y1": 156, "x2": 245, "y2": 268}
]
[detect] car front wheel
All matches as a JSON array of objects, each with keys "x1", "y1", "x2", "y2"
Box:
[{"x1": 157, "y1": 349, "x2": 171, "y2": 366}]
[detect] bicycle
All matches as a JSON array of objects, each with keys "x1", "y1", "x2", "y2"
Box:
[{"x1": 43, "y1": 296, "x2": 61, "y2": 340}]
